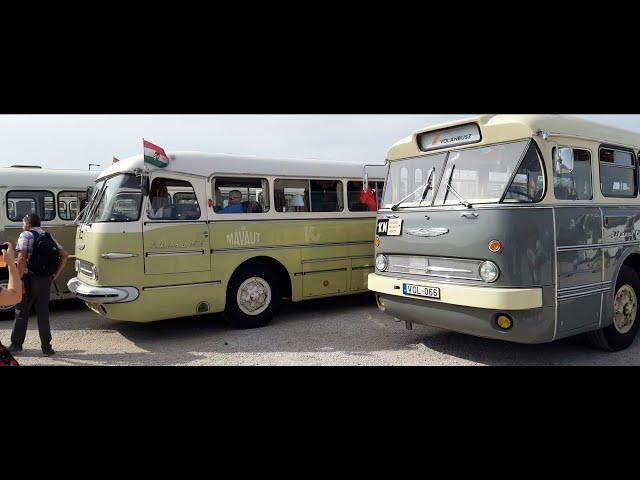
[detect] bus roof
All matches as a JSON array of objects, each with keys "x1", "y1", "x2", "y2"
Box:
[
  {"x1": 0, "y1": 167, "x2": 99, "y2": 189},
  {"x1": 387, "y1": 114, "x2": 640, "y2": 160},
  {"x1": 97, "y1": 152, "x2": 388, "y2": 181}
]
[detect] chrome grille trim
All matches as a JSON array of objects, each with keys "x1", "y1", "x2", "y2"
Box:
[{"x1": 386, "y1": 255, "x2": 483, "y2": 281}]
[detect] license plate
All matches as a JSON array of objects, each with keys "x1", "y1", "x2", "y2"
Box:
[
  {"x1": 376, "y1": 218, "x2": 403, "y2": 236},
  {"x1": 403, "y1": 283, "x2": 441, "y2": 299}
]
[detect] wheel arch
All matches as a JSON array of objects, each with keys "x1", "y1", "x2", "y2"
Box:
[{"x1": 227, "y1": 255, "x2": 292, "y2": 301}]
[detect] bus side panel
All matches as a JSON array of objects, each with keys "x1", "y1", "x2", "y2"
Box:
[
  {"x1": 210, "y1": 218, "x2": 375, "y2": 303},
  {"x1": 601, "y1": 206, "x2": 640, "y2": 329},
  {"x1": 554, "y1": 207, "x2": 603, "y2": 335}
]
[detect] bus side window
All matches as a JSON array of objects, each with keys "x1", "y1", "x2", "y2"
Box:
[
  {"x1": 347, "y1": 181, "x2": 377, "y2": 211},
  {"x1": 274, "y1": 179, "x2": 309, "y2": 212},
  {"x1": 58, "y1": 190, "x2": 87, "y2": 220},
  {"x1": 212, "y1": 177, "x2": 269, "y2": 214},
  {"x1": 148, "y1": 177, "x2": 201, "y2": 220},
  {"x1": 599, "y1": 147, "x2": 637, "y2": 198},
  {"x1": 553, "y1": 148, "x2": 593, "y2": 201},
  {"x1": 6, "y1": 190, "x2": 56, "y2": 222}
]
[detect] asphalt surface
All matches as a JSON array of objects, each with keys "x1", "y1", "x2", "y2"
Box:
[{"x1": 1, "y1": 293, "x2": 639, "y2": 365}]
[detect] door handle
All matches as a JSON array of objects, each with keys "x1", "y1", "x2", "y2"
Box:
[
  {"x1": 460, "y1": 212, "x2": 479, "y2": 219},
  {"x1": 202, "y1": 232, "x2": 209, "y2": 238}
]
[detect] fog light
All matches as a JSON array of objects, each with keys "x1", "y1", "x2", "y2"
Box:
[
  {"x1": 376, "y1": 295, "x2": 385, "y2": 310},
  {"x1": 376, "y1": 254, "x2": 388, "y2": 272},
  {"x1": 496, "y1": 314, "x2": 513, "y2": 330}
]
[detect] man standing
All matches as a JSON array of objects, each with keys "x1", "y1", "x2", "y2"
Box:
[{"x1": 7, "y1": 214, "x2": 68, "y2": 357}]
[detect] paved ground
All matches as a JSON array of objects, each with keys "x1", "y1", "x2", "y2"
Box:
[{"x1": 1, "y1": 293, "x2": 639, "y2": 365}]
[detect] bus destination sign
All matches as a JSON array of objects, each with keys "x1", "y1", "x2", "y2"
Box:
[{"x1": 417, "y1": 123, "x2": 481, "y2": 152}]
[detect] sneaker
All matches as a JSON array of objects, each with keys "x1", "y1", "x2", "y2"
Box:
[
  {"x1": 7, "y1": 344, "x2": 22, "y2": 354},
  {"x1": 42, "y1": 347, "x2": 55, "y2": 357}
]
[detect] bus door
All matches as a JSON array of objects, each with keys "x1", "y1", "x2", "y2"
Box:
[
  {"x1": 553, "y1": 147, "x2": 603, "y2": 335},
  {"x1": 142, "y1": 174, "x2": 211, "y2": 276}
]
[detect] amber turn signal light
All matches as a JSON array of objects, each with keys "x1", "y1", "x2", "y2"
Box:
[
  {"x1": 374, "y1": 238, "x2": 380, "y2": 247},
  {"x1": 488, "y1": 240, "x2": 502, "y2": 252}
]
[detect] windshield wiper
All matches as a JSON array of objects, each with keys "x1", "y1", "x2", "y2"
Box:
[
  {"x1": 391, "y1": 167, "x2": 435, "y2": 211},
  {"x1": 442, "y1": 165, "x2": 472, "y2": 208}
]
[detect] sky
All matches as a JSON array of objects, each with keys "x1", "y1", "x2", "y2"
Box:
[{"x1": 1, "y1": 114, "x2": 640, "y2": 171}]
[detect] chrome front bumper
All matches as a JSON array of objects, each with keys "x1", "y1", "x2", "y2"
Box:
[{"x1": 67, "y1": 277, "x2": 139, "y2": 304}]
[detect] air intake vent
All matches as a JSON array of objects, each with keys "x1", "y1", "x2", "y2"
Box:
[
  {"x1": 197, "y1": 302, "x2": 210, "y2": 314},
  {"x1": 10, "y1": 165, "x2": 42, "y2": 168}
]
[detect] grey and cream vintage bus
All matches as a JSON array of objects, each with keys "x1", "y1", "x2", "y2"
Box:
[
  {"x1": 0, "y1": 166, "x2": 99, "y2": 317},
  {"x1": 368, "y1": 115, "x2": 640, "y2": 351}
]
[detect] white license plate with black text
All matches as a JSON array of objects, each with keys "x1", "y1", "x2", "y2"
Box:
[{"x1": 402, "y1": 283, "x2": 441, "y2": 299}]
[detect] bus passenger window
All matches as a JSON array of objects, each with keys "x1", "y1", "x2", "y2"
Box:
[
  {"x1": 309, "y1": 180, "x2": 343, "y2": 212},
  {"x1": 6, "y1": 190, "x2": 55, "y2": 222},
  {"x1": 274, "y1": 179, "x2": 309, "y2": 212},
  {"x1": 599, "y1": 147, "x2": 637, "y2": 197},
  {"x1": 58, "y1": 190, "x2": 88, "y2": 220},
  {"x1": 213, "y1": 177, "x2": 269, "y2": 214},
  {"x1": 148, "y1": 178, "x2": 201, "y2": 220},
  {"x1": 347, "y1": 181, "x2": 378, "y2": 211},
  {"x1": 553, "y1": 149, "x2": 592, "y2": 201}
]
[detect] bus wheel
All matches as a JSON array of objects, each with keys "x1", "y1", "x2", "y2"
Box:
[
  {"x1": 225, "y1": 262, "x2": 281, "y2": 329},
  {"x1": 588, "y1": 266, "x2": 640, "y2": 352},
  {"x1": 0, "y1": 281, "x2": 16, "y2": 320}
]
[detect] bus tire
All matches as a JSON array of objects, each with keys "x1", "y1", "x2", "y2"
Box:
[
  {"x1": 588, "y1": 265, "x2": 640, "y2": 352},
  {"x1": 224, "y1": 262, "x2": 282, "y2": 329}
]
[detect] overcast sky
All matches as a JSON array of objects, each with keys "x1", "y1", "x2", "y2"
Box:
[{"x1": 1, "y1": 114, "x2": 639, "y2": 171}]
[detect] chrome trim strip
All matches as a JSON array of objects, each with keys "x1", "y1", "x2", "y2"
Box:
[
  {"x1": 552, "y1": 207, "x2": 558, "y2": 341},
  {"x1": 426, "y1": 266, "x2": 473, "y2": 274},
  {"x1": 558, "y1": 281, "x2": 612, "y2": 293},
  {"x1": 558, "y1": 287, "x2": 610, "y2": 301},
  {"x1": 302, "y1": 268, "x2": 348, "y2": 275},
  {"x1": 351, "y1": 266, "x2": 374, "y2": 271},
  {"x1": 143, "y1": 281, "x2": 222, "y2": 291},
  {"x1": 212, "y1": 240, "x2": 372, "y2": 253},
  {"x1": 535, "y1": 130, "x2": 640, "y2": 150},
  {"x1": 557, "y1": 240, "x2": 640, "y2": 252},
  {"x1": 101, "y1": 253, "x2": 138, "y2": 259},
  {"x1": 146, "y1": 250, "x2": 205, "y2": 257}
]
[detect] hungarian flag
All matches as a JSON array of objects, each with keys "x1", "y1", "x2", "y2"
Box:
[
  {"x1": 112, "y1": 156, "x2": 120, "y2": 164},
  {"x1": 143, "y1": 139, "x2": 170, "y2": 168}
]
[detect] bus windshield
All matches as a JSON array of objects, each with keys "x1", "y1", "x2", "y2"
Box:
[
  {"x1": 382, "y1": 140, "x2": 543, "y2": 208},
  {"x1": 86, "y1": 174, "x2": 143, "y2": 223}
]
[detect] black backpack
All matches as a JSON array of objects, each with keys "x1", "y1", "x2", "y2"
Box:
[{"x1": 28, "y1": 230, "x2": 60, "y2": 278}]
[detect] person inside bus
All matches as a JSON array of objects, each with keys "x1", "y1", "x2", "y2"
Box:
[
  {"x1": 220, "y1": 189, "x2": 244, "y2": 213},
  {"x1": 148, "y1": 181, "x2": 171, "y2": 218}
]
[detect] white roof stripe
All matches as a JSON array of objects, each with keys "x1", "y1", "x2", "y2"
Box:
[{"x1": 97, "y1": 152, "x2": 387, "y2": 181}]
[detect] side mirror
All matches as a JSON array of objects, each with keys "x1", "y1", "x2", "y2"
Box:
[
  {"x1": 554, "y1": 147, "x2": 574, "y2": 174},
  {"x1": 141, "y1": 176, "x2": 150, "y2": 196}
]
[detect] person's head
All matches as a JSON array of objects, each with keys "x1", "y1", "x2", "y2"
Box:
[
  {"x1": 228, "y1": 190, "x2": 243, "y2": 204},
  {"x1": 22, "y1": 213, "x2": 41, "y2": 231}
]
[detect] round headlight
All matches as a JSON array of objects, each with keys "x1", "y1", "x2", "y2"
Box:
[
  {"x1": 376, "y1": 254, "x2": 388, "y2": 272},
  {"x1": 479, "y1": 261, "x2": 499, "y2": 283}
]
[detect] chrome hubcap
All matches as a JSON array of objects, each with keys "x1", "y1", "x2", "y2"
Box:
[
  {"x1": 237, "y1": 277, "x2": 271, "y2": 315},
  {"x1": 614, "y1": 284, "x2": 637, "y2": 334}
]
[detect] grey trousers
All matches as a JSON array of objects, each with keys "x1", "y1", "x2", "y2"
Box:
[{"x1": 11, "y1": 273, "x2": 52, "y2": 349}]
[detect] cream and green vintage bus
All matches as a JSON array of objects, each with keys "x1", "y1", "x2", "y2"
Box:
[
  {"x1": 68, "y1": 152, "x2": 385, "y2": 327},
  {"x1": 369, "y1": 115, "x2": 640, "y2": 351},
  {"x1": 0, "y1": 165, "x2": 99, "y2": 317}
]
